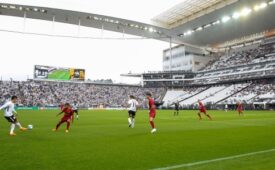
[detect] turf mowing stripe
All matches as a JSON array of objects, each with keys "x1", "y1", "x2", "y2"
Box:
[{"x1": 151, "y1": 148, "x2": 275, "y2": 170}]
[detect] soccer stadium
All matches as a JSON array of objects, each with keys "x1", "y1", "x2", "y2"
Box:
[{"x1": 0, "y1": 0, "x2": 275, "y2": 169}]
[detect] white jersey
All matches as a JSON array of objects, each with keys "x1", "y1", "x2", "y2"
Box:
[
  {"x1": 72, "y1": 104, "x2": 78, "y2": 110},
  {"x1": 128, "y1": 99, "x2": 138, "y2": 112},
  {"x1": 0, "y1": 101, "x2": 17, "y2": 117}
]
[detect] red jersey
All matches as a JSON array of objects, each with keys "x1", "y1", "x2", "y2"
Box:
[
  {"x1": 237, "y1": 104, "x2": 243, "y2": 111},
  {"x1": 148, "y1": 98, "x2": 156, "y2": 111},
  {"x1": 199, "y1": 102, "x2": 206, "y2": 112},
  {"x1": 148, "y1": 98, "x2": 156, "y2": 118},
  {"x1": 62, "y1": 108, "x2": 74, "y2": 118}
]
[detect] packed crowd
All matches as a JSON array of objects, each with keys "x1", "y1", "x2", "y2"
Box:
[
  {"x1": 221, "y1": 81, "x2": 275, "y2": 104},
  {"x1": 204, "y1": 43, "x2": 275, "y2": 71},
  {"x1": 0, "y1": 80, "x2": 166, "y2": 108}
]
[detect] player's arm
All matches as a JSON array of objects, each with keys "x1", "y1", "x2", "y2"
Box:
[
  {"x1": 12, "y1": 107, "x2": 18, "y2": 116},
  {"x1": 56, "y1": 110, "x2": 64, "y2": 116},
  {"x1": 126, "y1": 100, "x2": 131, "y2": 109},
  {"x1": 0, "y1": 102, "x2": 9, "y2": 110}
]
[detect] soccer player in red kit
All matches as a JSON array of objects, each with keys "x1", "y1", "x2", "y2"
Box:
[
  {"x1": 237, "y1": 102, "x2": 244, "y2": 116},
  {"x1": 146, "y1": 92, "x2": 157, "y2": 133},
  {"x1": 197, "y1": 100, "x2": 212, "y2": 120},
  {"x1": 53, "y1": 103, "x2": 74, "y2": 133}
]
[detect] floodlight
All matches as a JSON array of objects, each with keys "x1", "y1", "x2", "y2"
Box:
[
  {"x1": 232, "y1": 12, "x2": 240, "y2": 19},
  {"x1": 222, "y1": 16, "x2": 231, "y2": 23},
  {"x1": 240, "y1": 8, "x2": 252, "y2": 16}
]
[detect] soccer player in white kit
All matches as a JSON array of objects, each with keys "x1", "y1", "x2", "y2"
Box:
[
  {"x1": 72, "y1": 101, "x2": 79, "y2": 120},
  {"x1": 225, "y1": 104, "x2": 228, "y2": 112},
  {"x1": 0, "y1": 96, "x2": 27, "y2": 136},
  {"x1": 127, "y1": 95, "x2": 138, "y2": 128}
]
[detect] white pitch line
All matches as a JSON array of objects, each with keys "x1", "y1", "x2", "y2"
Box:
[{"x1": 151, "y1": 148, "x2": 275, "y2": 170}]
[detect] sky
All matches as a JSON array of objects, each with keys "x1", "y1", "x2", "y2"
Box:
[
  {"x1": 0, "y1": 0, "x2": 181, "y2": 84},
  {"x1": 0, "y1": 15, "x2": 171, "y2": 84}
]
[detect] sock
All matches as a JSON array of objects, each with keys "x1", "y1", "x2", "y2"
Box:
[
  {"x1": 207, "y1": 114, "x2": 212, "y2": 120},
  {"x1": 128, "y1": 118, "x2": 132, "y2": 124},
  {"x1": 16, "y1": 122, "x2": 22, "y2": 128},
  {"x1": 132, "y1": 119, "x2": 135, "y2": 127},
  {"x1": 198, "y1": 113, "x2": 202, "y2": 119},
  {"x1": 150, "y1": 121, "x2": 155, "y2": 129},
  {"x1": 10, "y1": 124, "x2": 15, "y2": 134},
  {"x1": 66, "y1": 122, "x2": 70, "y2": 130}
]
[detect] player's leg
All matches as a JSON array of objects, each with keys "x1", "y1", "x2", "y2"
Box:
[
  {"x1": 10, "y1": 123, "x2": 16, "y2": 136},
  {"x1": 9, "y1": 115, "x2": 27, "y2": 132},
  {"x1": 65, "y1": 120, "x2": 71, "y2": 133},
  {"x1": 131, "y1": 112, "x2": 136, "y2": 128},
  {"x1": 206, "y1": 113, "x2": 212, "y2": 120},
  {"x1": 240, "y1": 110, "x2": 244, "y2": 116},
  {"x1": 54, "y1": 119, "x2": 66, "y2": 131},
  {"x1": 5, "y1": 116, "x2": 18, "y2": 135},
  {"x1": 75, "y1": 110, "x2": 79, "y2": 120},
  {"x1": 149, "y1": 112, "x2": 157, "y2": 133},
  {"x1": 128, "y1": 111, "x2": 133, "y2": 127},
  {"x1": 197, "y1": 112, "x2": 202, "y2": 120},
  {"x1": 15, "y1": 119, "x2": 27, "y2": 131},
  {"x1": 203, "y1": 111, "x2": 212, "y2": 120}
]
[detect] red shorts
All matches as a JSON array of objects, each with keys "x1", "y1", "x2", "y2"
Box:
[
  {"x1": 200, "y1": 109, "x2": 206, "y2": 113},
  {"x1": 149, "y1": 110, "x2": 156, "y2": 118},
  {"x1": 61, "y1": 116, "x2": 72, "y2": 122}
]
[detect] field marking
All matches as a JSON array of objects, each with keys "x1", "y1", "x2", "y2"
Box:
[{"x1": 151, "y1": 148, "x2": 275, "y2": 170}]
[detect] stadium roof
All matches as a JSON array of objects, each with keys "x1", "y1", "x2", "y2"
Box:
[
  {"x1": 0, "y1": 0, "x2": 184, "y2": 25},
  {"x1": 0, "y1": 0, "x2": 275, "y2": 47},
  {"x1": 152, "y1": 0, "x2": 238, "y2": 28},
  {"x1": 174, "y1": 0, "x2": 275, "y2": 46}
]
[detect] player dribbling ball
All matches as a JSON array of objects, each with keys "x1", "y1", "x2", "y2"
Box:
[
  {"x1": 0, "y1": 96, "x2": 28, "y2": 136},
  {"x1": 53, "y1": 103, "x2": 74, "y2": 133}
]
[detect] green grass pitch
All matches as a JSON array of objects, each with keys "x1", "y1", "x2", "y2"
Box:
[
  {"x1": 0, "y1": 110, "x2": 275, "y2": 170},
  {"x1": 48, "y1": 69, "x2": 70, "y2": 80}
]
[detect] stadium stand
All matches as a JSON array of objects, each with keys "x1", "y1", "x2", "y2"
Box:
[
  {"x1": 203, "y1": 42, "x2": 275, "y2": 71},
  {"x1": 0, "y1": 80, "x2": 166, "y2": 108},
  {"x1": 162, "y1": 87, "x2": 206, "y2": 107},
  {"x1": 161, "y1": 40, "x2": 275, "y2": 110}
]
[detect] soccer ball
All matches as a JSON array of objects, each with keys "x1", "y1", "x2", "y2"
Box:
[{"x1": 27, "y1": 124, "x2": 33, "y2": 130}]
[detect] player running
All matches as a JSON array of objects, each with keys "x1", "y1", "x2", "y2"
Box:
[
  {"x1": 0, "y1": 96, "x2": 27, "y2": 136},
  {"x1": 225, "y1": 104, "x2": 228, "y2": 112},
  {"x1": 146, "y1": 92, "x2": 157, "y2": 133},
  {"x1": 127, "y1": 95, "x2": 138, "y2": 128},
  {"x1": 53, "y1": 103, "x2": 74, "y2": 133},
  {"x1": 174, "y1": 101, "x2": 180, "y2": 116},
  {"x1": 72, "y1": 101, "x2": 79, "y2": 120},
  {"x1": 237, "y1": 102, "x2": 244, "y2": 116},
  {"x1": 197, "y1": 100, "x2": 212, "y2": 120}
]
